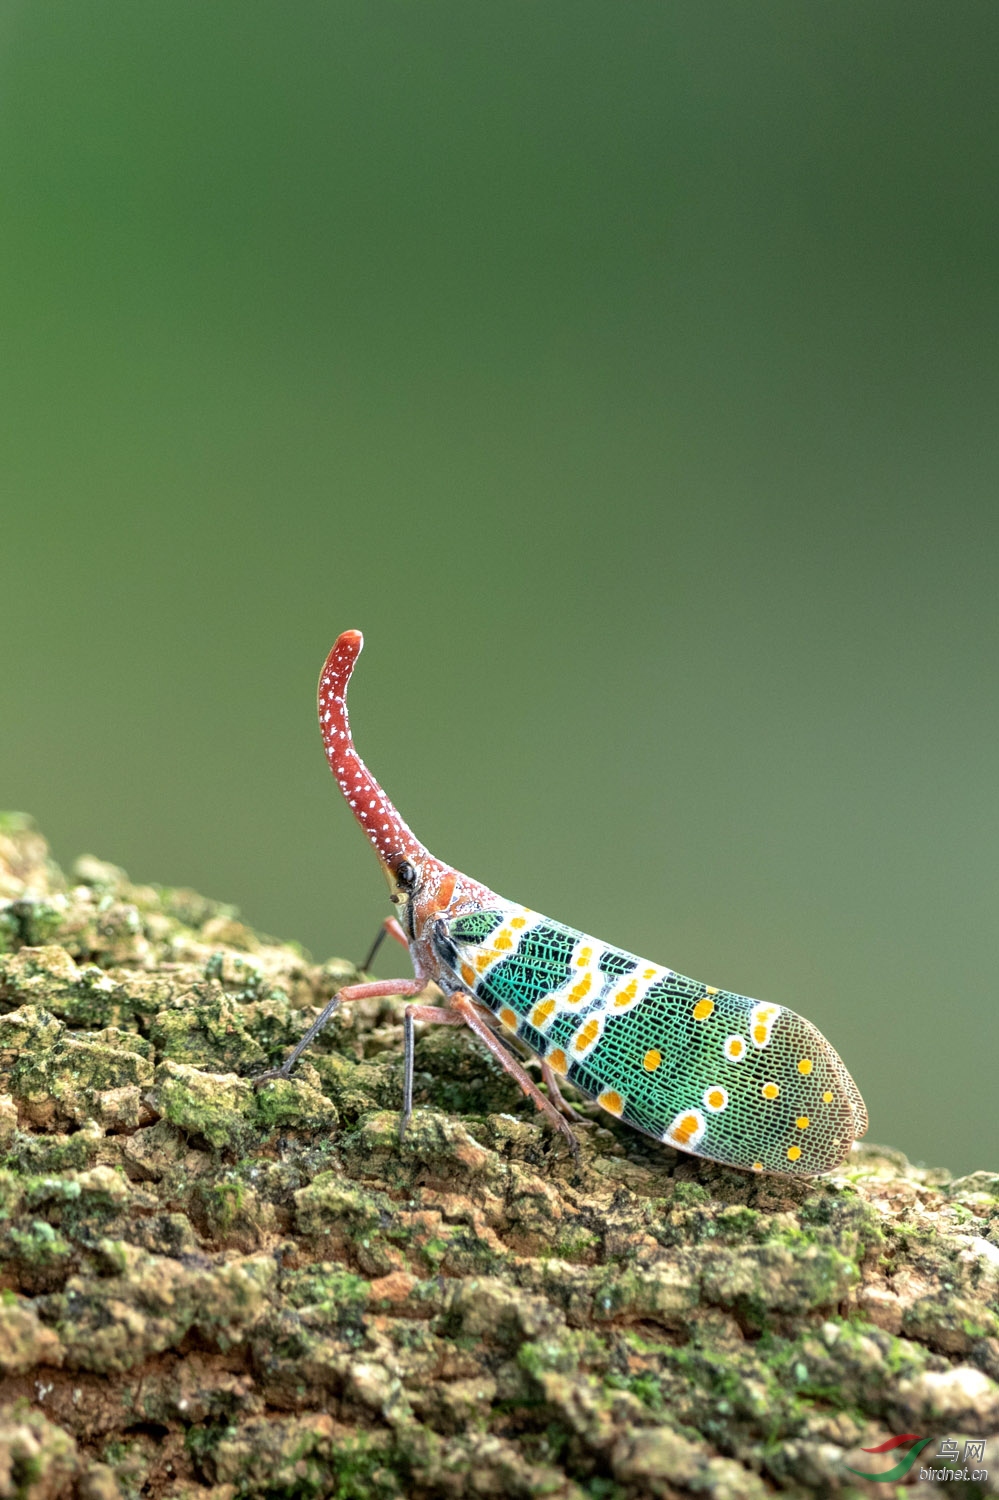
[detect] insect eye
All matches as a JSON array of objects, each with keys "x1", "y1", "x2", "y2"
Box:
[{"x1": 396, "y1": 861, "x2": 417, "y2": 893}]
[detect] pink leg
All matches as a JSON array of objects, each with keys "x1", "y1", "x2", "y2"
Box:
[
  {"x1": 360, "y1": 916, "x2": 411, "y2": 973},
  {"x1": 448, "y1": 994, "x2": 579, "y2": 1156},
  {"x1": 385, "y1": 916, "x2": 409, "y2": 949},
  {"x1": 400, "y1": 1002, "x2": 464, "y2": 1137},
  {"x1": 404, "y1": 1005, "x2": 462, "y2": 1025},
  {"x1": 254, "y1": 978, "x2": 424, "y2": 1085},
  {"x1": 541, "y1": 1061, "x2": 588, "y2": 1123}
]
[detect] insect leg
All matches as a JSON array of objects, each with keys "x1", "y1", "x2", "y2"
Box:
[
  {"x1": 541, "y1": 1061, "x2": 589, "y2": 1124},
  {"x1": 360, "y1": 916, "x2": 410, "y2": 973},
  {"x1": 449, "y1": 994, "x2": 579, "y2": 1158},
  {"x1": 253, "y1": 978, "x2": 425, "y2": 1086},
  {"x1": 400, "y1": 1003, "x2": 464, "y2": 1139},
  {"x1": 490, "y1": 1031, "x2": 587, "y2": 1124}
]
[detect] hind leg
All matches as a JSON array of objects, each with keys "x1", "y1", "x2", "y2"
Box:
[
  {"x1": 448, "y1": 995, "x2": 579, "y2": 1157},
  {"x1": 541, "y1": 1061, "x2": 589, "y2": 1123}
]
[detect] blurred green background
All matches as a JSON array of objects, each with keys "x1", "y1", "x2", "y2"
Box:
[{"x1": 2, "y1": 3, "x2": 996, "y2": 1174}]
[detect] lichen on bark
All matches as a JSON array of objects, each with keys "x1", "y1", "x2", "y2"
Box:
[{"x1": 0, "y1": 813, "x2": 996, "y2": 1498}]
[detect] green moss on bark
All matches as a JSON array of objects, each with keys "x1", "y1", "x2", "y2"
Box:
[{"x1": 0, "y1": 817, "x2": 997, "y2": 1499}]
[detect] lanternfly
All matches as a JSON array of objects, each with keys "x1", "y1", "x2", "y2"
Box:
[{"x1": 256, "y1": 631, "x2": 867, "y2": 1176}]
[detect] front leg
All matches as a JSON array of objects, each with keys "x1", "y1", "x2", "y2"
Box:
[{"x1": 253, "y1": 978, "x2": 425, "y2": 1085}]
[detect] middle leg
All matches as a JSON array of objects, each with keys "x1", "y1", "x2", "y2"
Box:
[{"x1": 400, "y1": 1003, "x2": 465, "y2": 1138}]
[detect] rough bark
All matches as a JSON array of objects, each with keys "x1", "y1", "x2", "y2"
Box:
[{"x1": 0, "y1": 813, "x2": 996, "y2": 1499}]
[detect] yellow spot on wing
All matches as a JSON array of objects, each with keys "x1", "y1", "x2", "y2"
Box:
[
  {"x1": 761, "y1": 1082, "x2": 779, "y2": 1101},
  {"x1": 531, "y1": 997, "x2": 556, "y2": 1027},
  {"x1": 796, "y1": 1115, "x2": 809, "y2": 1129},
  {"x1": 475, "y1": 952, "x2": 493, "y2": 973},
  {"x1": 511, "y1": 916, "x2": 527, "y2": 928},
  {"x1": 598, "y1": 1090, "x2": 623, "y2": 1116},
  {"x1": 643, "y1": 1049, "x2": 662, "y2": 1072},
  {"x1": 693, "y1": 997, "x2": 715, "y2": 1021},
  {"x1": 493, "y1": 928, "x2": 513, "y2": 952},
  {"x1": 667, "y1": 1111, "x2": 703, "y2": 1147},
  {"x1": 499, "y1": 1007, "x2": 519, "y2": 1030},
  {"x1": 461, "y1": 963, "x2": 477, "y2": 987},
  {"x1": 576, "y1": 946, "x2": 592, "y2": 967},
  {"x1": 822, "y1": 1090, "x2": 834, "y2": 1103},
  {"x1": 613, "y1": 978, "x2": 638, "y2": 1007},
  {"x1": 797, "y1": 1058, "x2": 813, "y2": 1076},
  {"x1": 787, "y1": 1144, "x2": 802, "y2": 1162},
  {"x1": 566, "y1": 972, "x2": 592, "y2": 1006},
  {"x1": 750, "y1": 1002, "x2": 780, "y2": 1048},
  {"x1": 574, "y1": 1016, "x2": 600, "y2": 1052},
  {"x1": 547, "y1": 1047, "x2": 568, "y2": 1074}
]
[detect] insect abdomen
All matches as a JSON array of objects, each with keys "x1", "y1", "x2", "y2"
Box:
[{"x1": 440, "y1": 905, "x2": 866, "y2": 1176}]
